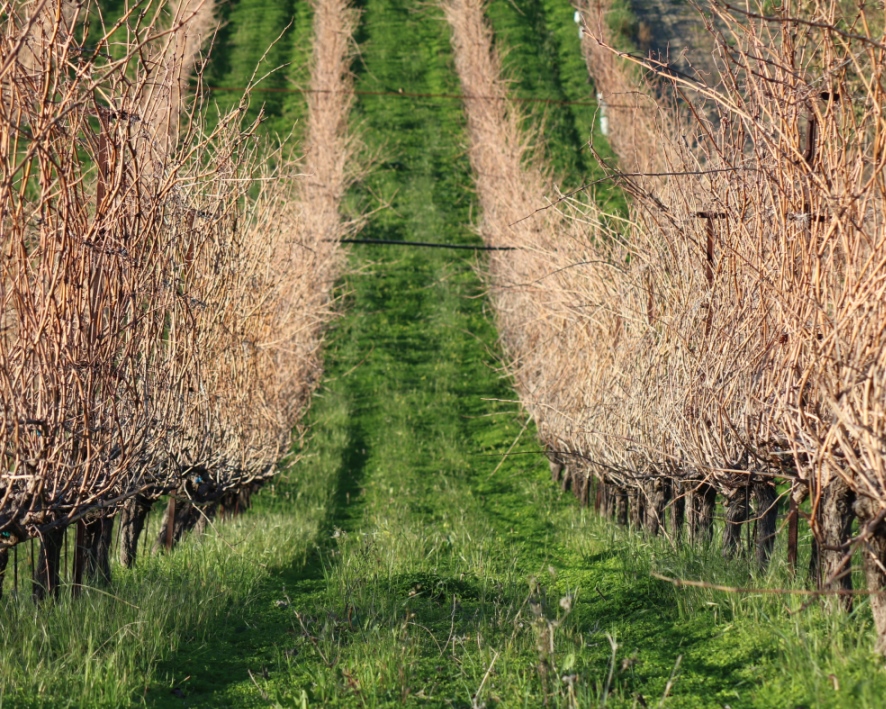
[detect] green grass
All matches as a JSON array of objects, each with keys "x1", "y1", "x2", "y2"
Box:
[
  {"x1": 175, "y1": 0, "x2": 314, "y2": 142},
  {"x1": 0, "y1": 458, "x2": 340, "y2": 708},
  {"x1": 201, "y1": 0, "x2": 298, "y2": 128},
  {"x1": 485, "y1": 0, "x2": 626, "y2": 211},
  {"x1": 4, "y1": 0, "x2": 886, "y2": 707},
  {"x1": 94, "y1": 0, "x2": 313, "y2": 140}
]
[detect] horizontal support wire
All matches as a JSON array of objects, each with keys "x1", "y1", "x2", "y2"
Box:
[{"x1": 194, "y1": 85, "x2": 648, "y2": 109}]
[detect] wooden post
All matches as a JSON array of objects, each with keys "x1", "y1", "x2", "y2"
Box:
[{"x1": 694, "y1": 212, "x2": 727, "y2": 338}]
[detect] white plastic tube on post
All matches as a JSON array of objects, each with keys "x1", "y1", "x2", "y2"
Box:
[{"x1": 597, "y1": 91, "x2": 609, "y2": 136}]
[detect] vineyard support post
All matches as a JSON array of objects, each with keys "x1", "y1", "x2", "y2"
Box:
[{"x1": 819, "y1": 478, "x2": 855, "y2": 610}]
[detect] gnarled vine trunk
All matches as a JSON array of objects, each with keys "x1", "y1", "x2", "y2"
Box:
[
  {"x1": 613, "y1": 485, "x2": 629, "y2": 526},
  {"x1": 73, "y1": 514, "x2": 114, "y2": 593},
  {"x1": 193, "y1": 502, "x2": 218, "y2": 536},
  {"x1": 33, "y1": 526, "x2": 66, "y2": 602},
  {"x1": 752, "y1": 479, "x2": 778, "y2": 570},
  {"x1": 118, "y1": 495, "x2": 154, "y2": 568},
  {"x1": 670, "y1": 480, "x2": 686, "y2": 540},
  {"x1": 82, "y1": 514, "x2": 114, "y2": 587},
  {"x1": 689, "y1": 480, "x2": 716, "y2": 543},
  {"x1": 644, "y1": 478, "x2": 669, "y2": 536},
  {"x1": 548, "y1": 454, "x2": 563, "y2": 484},
  {"x1": 787, "y1": 478, "x2": 807, "y2": 574},
  {"x1": 722, "y1": 485, "x2": 749, "y2": 558},
  {"x1": 153, "y1": 496, "x2": 195, "y2": 553},
  {"x1": 629, "y1": 486, "x2": 645, "y2": 529},
  {"x1": 854, "y1": 495, "x2": 886, "y2": 653},
  {"x1": 573, "y1": 471, "x2": 591, "y2": 506},
  {"x1": 816, "y1": 478, "x2": 855, "y2": 610}
]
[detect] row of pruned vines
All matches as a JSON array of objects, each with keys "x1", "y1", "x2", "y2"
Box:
[
  {"x1": 0, "y1": 0, "x2": 358, "y2": 600},
  {"x1": 446, "y1": 0, "x2": 886, "y2": 653}
]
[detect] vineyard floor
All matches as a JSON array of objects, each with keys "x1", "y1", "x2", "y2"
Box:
[{"x1": 4, "y1": 0, "x2": 886, "y2": 707}]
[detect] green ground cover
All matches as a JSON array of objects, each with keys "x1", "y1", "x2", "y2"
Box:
[
  {"x1": 3, "y1": 0, "x2": 886, "y2": 707},
  {"x1": 197, "y1": 0, "x2": 313, "y2": 140},
  {"x1": 484, "y1": 0, "x2": 625, "y2": 210}
]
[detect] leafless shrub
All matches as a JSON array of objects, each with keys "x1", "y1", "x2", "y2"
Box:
[
  {"x1": 129, "y1": 0, "x2": 362, "y2": 557},
  {"x1": 0, "y1": 0, "x2": 196, "y2": 548},
  {"x1": 0, "y1": 0, "x2": 357, "y2": 590}
]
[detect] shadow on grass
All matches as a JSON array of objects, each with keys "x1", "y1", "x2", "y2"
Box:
[{"x1": 144, "y1": 392, "x2": 373, "y2": 706}]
